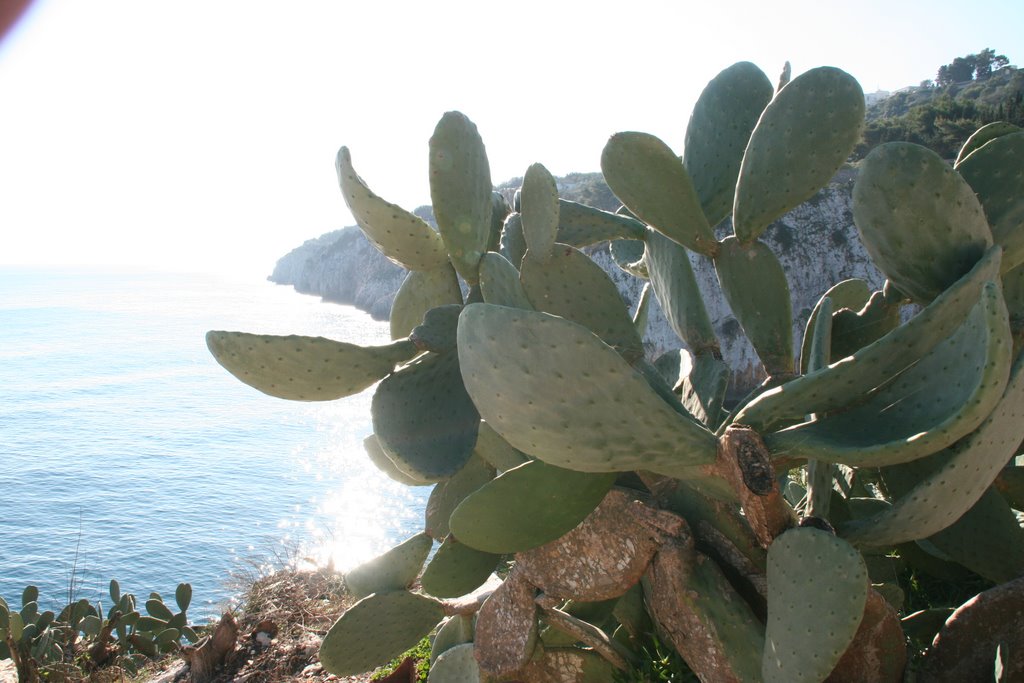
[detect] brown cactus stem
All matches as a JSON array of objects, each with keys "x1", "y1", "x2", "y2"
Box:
[
  {"x1": 643, "y1": 538, "x2": 763, "y2": 683},
  {"x1": 535, "y1": 599, "x2": 632, "y2": 671},
  {"x1": 472, "y1": 569, "x2": 539, "y2": 679},
  {"x1": 715, "y1": 424, "x2": 796, "y2": 547},
  {"x1": 825, "y1": 588, "x2": 907, "y2": 683}
]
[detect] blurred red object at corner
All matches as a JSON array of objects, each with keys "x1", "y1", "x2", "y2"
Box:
[{"x1": 1, "y1": 0, "x2": 35, "y2": 45}]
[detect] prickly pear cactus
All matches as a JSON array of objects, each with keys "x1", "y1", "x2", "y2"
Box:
[{"x1": 207, "y1": 61, "x2": 1024, "y2": 682}]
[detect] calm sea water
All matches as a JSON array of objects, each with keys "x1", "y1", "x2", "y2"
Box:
[{"x1": 0, "y1": 267, "x2": 427, "y2": 618}]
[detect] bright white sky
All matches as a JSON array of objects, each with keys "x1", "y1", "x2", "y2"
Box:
[{"x1": 1, "y1": 0, "x2": 1021, "y2": 276}]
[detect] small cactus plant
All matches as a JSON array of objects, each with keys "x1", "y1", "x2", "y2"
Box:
[
  {"x1": 208, "y1": 62, "x2": 1024, "y2": 682},
  {"x1": 0, "y1": 580, "x2": 198, "y2": 682}
]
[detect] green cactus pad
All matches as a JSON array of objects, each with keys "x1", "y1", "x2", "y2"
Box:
[
  {"x1": 372, "y1": 351, "x2": 480, "y2": 482},
  {"x1": 854, "y1": 142, "x2": 993, "y2": 303},
  {"x1": 344, "y1": 532, "x2": 433, "y2": 599},
  {"x1": 410, "y1": 304, "x2": 462, "y2": 354},
  {"x1": 425, "y1": 454, "x2": 495, "y2": 539},
  {"x1": 478, "y1": 252, "x2": 532, "y2": 309},
  {"x1": 449, "y1": 459, "x2": 616, "y2": 554},
  {"x1": 486, "y1": 191, "x2": 511, "y2": 254},
  {"x1": 520, "y1": 244, "x2": 645, "y2": 362},
  {"x1": 335, "y1": 147, "x2": 448, "y2": 272},
  {"x1": 420, "y1": 536, "x2": 500, "y2": 598},
  {"x1": 928, "y1": 488, "x2": 1024, "y2": 583},
  {"x1": 956, "y1": 132, "x2": 1024, "y2": 273},
  {"x1": 799, "y1": 279, "x2": 871, "y2": 373},
  {"x1": 734, "y1": 66, "x2": 865, "y2": 243},
  {"x1": 206, "y1": 332, "x2": 417, "y2": 401},
  {"x1": 829, "y1": 284, "x2": 902, "y2": 361},
  {"x1": 521, "y1": 163, "x2": 560, "y2": 263},
  {"x1": 763, "y1": 528, "x2": 869, "y2": 683},
  {"x1": 472, "y1": 422, "x2": 529, "y2": 472},
  {"x1": 734, "y1": 246, "x2": 1002, "y2": 432},
  {"x1": 457, "y1": 304, "x2": 718, "y2": 475},
  {"x1": 713, "y1": 236, "x2": 794, "y2": 375},
  {"x1": 427, "y1": 643, "x2": 479, "y2": 683},
  {"x1": 680, "y1": 352, "x2": 730, "y2": 429},
  {"x1": 174, "y1": 584, "x2": 191, "y2": 613},
  {"x1": 145, "y1": 599, "x2": 173, "y2": 622},
  {"x1": 844, "y1": 349, "x2": 1024, "y2": 546},
  {"x1": 390, "y1": 265, "x2": 462, "y2": 340},
  {"x1": 319, "y1": 591, "x2": 445, "y2": 677},
  {"x1": 645, "y1": 230, "x2": 719, "y2": 355},
  {"x1": 766, "y1": 281, "x2": 1011, "y2": 468},
  {"x1": 364, "y1": 434, "x2": 433, "y2": 486},
  {"x1": 499, "y1": 212, "x2": 527, "y2": 268},
  {"x1": 429, "y1": 112, "x2": 493, "y2": 284},
  {"x1": 430, "y1": 615, "x2": 474, "y2": 664},
  {"x1": 803, "y1": 296, "x2": 833, "y2": 374},
  {"x1": 955, "y1": 121, "x2": 1022, "y2": 166},
  {"x1": 601, "y1": 131, "x2": 717, "y2": 255},
  {"x1": 683, "y1": 61, "x2": 773, "y2": 227},
  {"x1": 556, "y1": 199, "x2": 646, "y2": 248},
  {"x1": 609, "y1": 238, "x2": 647, "y2": 279}
]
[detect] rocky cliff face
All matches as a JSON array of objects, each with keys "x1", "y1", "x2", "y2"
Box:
[{"x1": 269, "y1": 169, "x2": 883, "y2": 396}]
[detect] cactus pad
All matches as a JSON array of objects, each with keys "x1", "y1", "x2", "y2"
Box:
[
  {"x1": 335, "y1": 147, "x2": 448, "y2": 271},
  {"x1": 683, "y1": 61, "x2": 773, "y2": 227},
  {"x1": 844, "y1": 348, "x2": 1024, "y2": 546},
  {"x1": 799, "y1": 279, "x2": 871, "y2": 373},
  {"x1": 205, "y1": 332, "x2": 417, "y2": 401},
  {"x1": 734, "y1": 66, "x2": 864, "y2": 243},
  {"x1": 425, "y1": 454, "x2": 495, "y2": 539},
  {"x1": 601, "y1": 131, "x2": 717, "y2": 255},
  {"x1": 390, "y1": 265, "x2": 462, "y2": 340},
  {"x1": 363, "y1": 434, "x2": 432, "y2": 486},
  {"x1": 449, "y1": 459, "x2": 616, "y2": 554},
  {"x1": 645, "y1": 230, "x2": 719, "y2": 355},
  {"x1": 457, "y1": 304, "x2": 718, "y2": 475},
  {"x1": 429, "y1": 112, "x2": 493, "y2": 284},
  {"x1": 521, "y1": 163, "x2": 560, "y2": 262},
  {"x1": 420, "y1": 536, "x2": 500, "y2": 598},
  {"x1": 521, "y1": 244, "x2": 644, "y2": 362},
  {"x1": 763, "y1": 528, "x2": 868, "y2": 683},
  {"x1": 927, "y1": 487, "x2": 1024, "y2": 584},
  {"x1": 478, "y1": 252, "x2": 532, "y2": 309},
  {"x1": 472, "y1": 421, "x2": 529, "y2": 472},
  {"x1": 430, "y1": 615, "x2": 474, "y2": 664},
  {"x1": 427, "y1": 643, "x2": 479, "y2": 683},
  {"x1": 956, "y1": 131, "x2": 1024, "y2": 272},
  {"x1": 955, "y1": 121, "x2": 1021, "y2": 165},
  {"x1": 713, "y1": 236, "x2": 794, "y2": 375},
  {"x1": 854, "y1": 142, "x2": 993, "y2": 303},
  {"x1": 372, "y1": 351, "x2": 480, "y2": 482},
  {"x1": 734, "y1": 246, "x2": 1001, "y2": 431},
  {"x1": 556, "y1": 199, "x2": 646, "y2": 247},
  {"x1": 344, "y1": 532, "x2": 433, "y2": 599},
  {"x1": 319, "y1": 591, "x2": 445, "y2": 677},
  {"x1": 766, "y1": 281, "x2": 1011, "y2": 468}
]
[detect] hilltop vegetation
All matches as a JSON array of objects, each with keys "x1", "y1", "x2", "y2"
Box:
[{"x1": 856, "y1": 48, "x2": 1023, "y2": 159}]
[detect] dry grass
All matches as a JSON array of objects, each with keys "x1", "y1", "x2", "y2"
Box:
[{"x1": 196, "y1": 568, "x2": 371, "y2": 683}]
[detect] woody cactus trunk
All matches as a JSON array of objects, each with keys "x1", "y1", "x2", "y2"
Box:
[{"x1": 206, "y1": 62, "x2": 1024, "y2": 682}]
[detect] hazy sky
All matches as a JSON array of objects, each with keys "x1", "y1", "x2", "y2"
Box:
[{"x1": 1, "y1": 0, "x2": 1021, "y2": 276}]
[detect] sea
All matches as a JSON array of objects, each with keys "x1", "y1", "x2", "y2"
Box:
[{"x1": 0, "y1": 267, "x2": 428, "y2": 618}]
